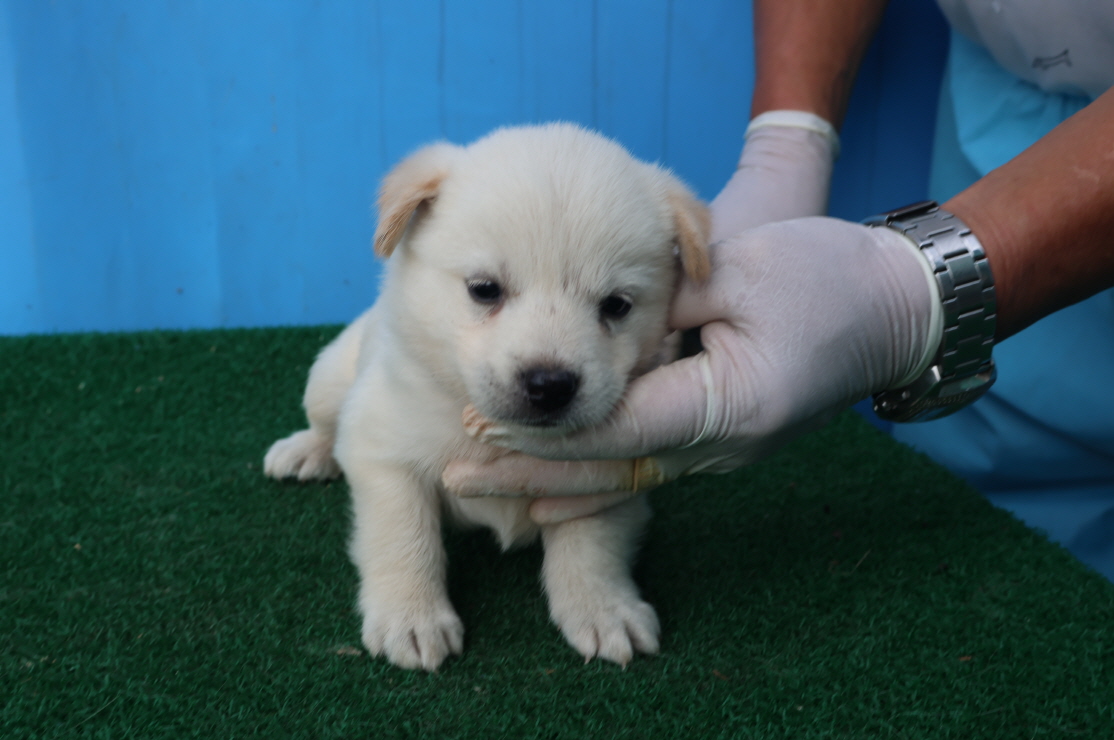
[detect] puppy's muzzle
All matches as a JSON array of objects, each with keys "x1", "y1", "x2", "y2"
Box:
[{"x1": 521, "y1": 366, "x2": 580, "y2": 415}]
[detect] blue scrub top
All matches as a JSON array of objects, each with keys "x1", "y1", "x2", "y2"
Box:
[{"x1": 892, "y1": 31, "x2": 1114, "y2": 580}]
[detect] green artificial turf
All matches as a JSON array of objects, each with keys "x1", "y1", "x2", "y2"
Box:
[{"x1": 3, "y1": 326, "x2": 1114, "y2": 738}]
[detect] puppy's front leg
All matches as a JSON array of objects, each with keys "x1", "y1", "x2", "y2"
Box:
[
  {"x1": 541, "y1": 495, "x2": 660, "y2": 666},
  {"x1": 346, "y1": 462, "x2": 463, "y2": 671}
]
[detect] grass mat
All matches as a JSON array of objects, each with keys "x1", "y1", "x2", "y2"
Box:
[{"x1": 3, "y1": 326, "x2": 1114, "y2": 738}]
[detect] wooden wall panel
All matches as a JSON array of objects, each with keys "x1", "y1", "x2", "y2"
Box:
[{"x1": 0, "y1": 0, "x2": 945, "y2": 334}]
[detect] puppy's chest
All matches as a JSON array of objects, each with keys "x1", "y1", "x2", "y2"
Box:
[
  {"x1": 428, "y1": 426, "x2": 538, "y2": 548},
  {"x1": 356, "y1": 391, "x2": 537, "y2": 546}
]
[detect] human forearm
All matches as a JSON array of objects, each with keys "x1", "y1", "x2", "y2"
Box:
[
  {"x1": 751, "y1": 0, "x2": 890, "y2": 127},
  {"x1": 945, "y1": 87, "x2": 1114, "y2": 341}
]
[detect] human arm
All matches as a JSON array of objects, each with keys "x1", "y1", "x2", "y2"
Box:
[
  {"x1": 749, "y1": 0, "x2": 889, "y2": 126},
  {"x1": 708, "y1": 0, "x2": 889, "y2": 240},
  {"x1": 946, "y1": 85, "x2": 1114, "y2": 341},
  {"x1": 443, "y1": 6, "x2": 1114, "y2": 524}
]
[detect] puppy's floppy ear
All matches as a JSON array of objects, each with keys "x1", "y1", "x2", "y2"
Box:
[
  {"x1": 667, "y1": 184, "x2": 712, "y2": 283},
  {"x1": 373, "y1": 142, "x2": 461, "y2": 258}
]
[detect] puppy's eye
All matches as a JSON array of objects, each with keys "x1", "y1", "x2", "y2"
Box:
[
  {"x1": 599, "y1": 294, "x2": 633, "y2": 321},
  {"x1": 467, "y1": 279, "x2": 503, "y2": 304}
]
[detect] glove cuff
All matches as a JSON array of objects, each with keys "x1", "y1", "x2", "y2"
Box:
[{"x1": 745, "y1": 110, "x2": 841, "y2": 160}]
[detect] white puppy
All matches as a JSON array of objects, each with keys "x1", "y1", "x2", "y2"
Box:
[{"x1": 264, "y1": 123, "x2": 709, "y2": 671}]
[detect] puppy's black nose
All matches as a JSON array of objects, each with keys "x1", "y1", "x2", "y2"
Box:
[{"x1": 522, "y1": 367, "x2": 580, "y2": 414}]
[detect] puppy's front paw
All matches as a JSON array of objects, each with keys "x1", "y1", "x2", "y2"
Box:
[
  {"x1": 360, "y1": 598, "x2": 465, "y2": 672},
  {"x1": 550, "y1": 588, "x2": 660, "y2": 667},
  {"x1": 263, "y1": 429, "x2": 341, "y2": 481}
]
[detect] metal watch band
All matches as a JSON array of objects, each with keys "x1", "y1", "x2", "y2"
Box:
[{"x1": 866, "y1": 201, "x2": 997, "y2": 423}]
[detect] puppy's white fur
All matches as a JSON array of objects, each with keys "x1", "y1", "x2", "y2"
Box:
[{"x1": 264, "y1": 124, "x2": 709, "y2": 671}]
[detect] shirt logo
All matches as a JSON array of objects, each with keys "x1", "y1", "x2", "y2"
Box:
[{"x1": 1032, "y1": 50, "x2": 1072, "y2": 71}]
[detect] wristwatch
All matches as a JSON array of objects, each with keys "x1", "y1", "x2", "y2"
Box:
[{"x1": 865, "y1": 201, "x2": 997, "y2": 423}]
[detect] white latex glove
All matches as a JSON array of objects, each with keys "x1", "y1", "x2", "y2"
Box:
[
  {"x1": 709, "y1": 110, "x2": 840, "y2": 242},
  {"x1": 442, "y1": 217, "x2": 942, "y2": 523}
]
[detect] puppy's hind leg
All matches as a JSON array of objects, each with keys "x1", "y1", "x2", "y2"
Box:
[
  {"x1": 264, "y1": 310, "x2": 373, "y2": 481},
  {"x1": 541, "y1": 495, "x2": 660, "y2": 666}
]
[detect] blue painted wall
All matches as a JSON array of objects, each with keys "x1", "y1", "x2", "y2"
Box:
[{"x1": 0, "y1": 0, "x2": 947, "y2": 335}]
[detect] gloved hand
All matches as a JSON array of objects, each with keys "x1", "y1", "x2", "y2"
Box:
[
  {"x1": 441, "y1": 217, "x2": 943, "y2": 523},
  {"x1": 708, "y1": 110, "x2": 840, "y2": 242}
]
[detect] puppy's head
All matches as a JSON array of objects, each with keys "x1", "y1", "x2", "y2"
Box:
[{"x1": 374, "y1": 123, "x2": 709, "y2": 433}]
